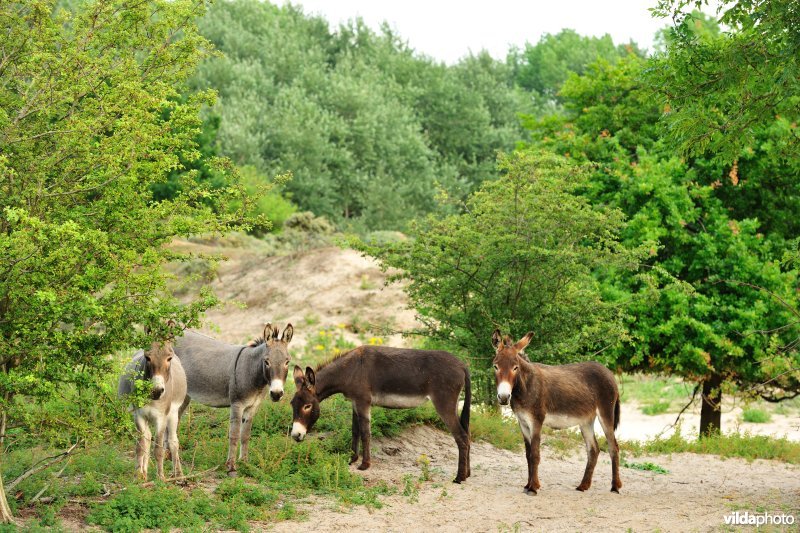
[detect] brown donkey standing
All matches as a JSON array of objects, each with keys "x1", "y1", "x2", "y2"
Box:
[
  {"x1": 492, "y1": 330, "x2": 622, "y2": 494},
  {"x1": 290, "y1": 345, "x2": 472, "y2": 483}
]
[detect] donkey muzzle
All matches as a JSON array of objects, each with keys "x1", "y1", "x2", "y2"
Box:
[
  {"x1": 151, "y1": 387, "x2": 165, "y2": 400},
  {"x1": 269, "y1": 378, "x2": 284, "y2": 402},
  {"x1": 290, "y1": 421, "x2": 307, "y2": 442},
  {"x1": 497, "y1": 381, "x2": 512, "y2": 405}
]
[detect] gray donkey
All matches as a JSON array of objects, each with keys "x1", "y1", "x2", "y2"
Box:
[
  {"x1": 174, "y1": 323, "x2": 293, "y2": 475},
  {"x1": 118, "y1": 338, "x2": 187, "y2": 481}
]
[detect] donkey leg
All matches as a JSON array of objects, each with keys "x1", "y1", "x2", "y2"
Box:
[
  {"x1": 576, "y1": 420, "x2": 600, "y2": 492},
  {"x1": 433, "y1": 395, "x2": 469, "y2": 483},
  {"x1": 523, "y1": 439, "x2": 534, "y2": 492},
  {"x1": 134, "y1": 414, "x2": 150, "y2": 480},
  {"x1": 154, "y1": 417, "x2": 167, "y2": 481},
  {"x1": 226, "y1": 403, "x2": 244, "y2": 476},
  {"x1": 239, "y1": 402, "x2": 260, "y2": 463},
  {"x1": 355, "y1": 404, "x2": 372, "y2": 471},
  {"x1": 167, "y1": 411, "x2": 182, "y2": 479},
  {"x1": 349, "y1": 407, "x2": 361, "y2": 464},
  {"x1": 529, "y1": 420, "x2": 542, "y2": 493},
  {"x1": 598, "y1": 411, "x2": 622, "y2": 493}
]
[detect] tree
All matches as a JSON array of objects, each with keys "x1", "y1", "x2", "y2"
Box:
[
  {"x1": 357, "y1": 151, "x2": 645, "y2": 401},
  {"x1": 524, "y1": 54, "x2": 800, "y2": 436},
  {"x1": 0, "y1": 0, "x2": 257, "y2": 521},
  {"x1": 191, "y1": 0, "x2": 525, "y2": 229},
  {"x1": 650, "y1": 0, "x2": 800, "y2": 164},
  {"x1": 508, "y1": 29, "x2": 643, "y2": 115}
]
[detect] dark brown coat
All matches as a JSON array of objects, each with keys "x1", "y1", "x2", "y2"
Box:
[{"x1": 290, "y1": 345, "x2": 472, "y2": 483}]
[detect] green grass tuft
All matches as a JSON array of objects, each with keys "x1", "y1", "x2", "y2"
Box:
[
  {"x1": 641, "y1": 401, "x2": 671, "y2": 416},
  {"x1": 741, "y1": 407, "x2": 772, "y2": 424},
  {"x1": 622, "y1": 460, "x2": 669, "y2": 474},
  {"x1": 625, "y1": 428, "x2": 800, "y2": 464}
]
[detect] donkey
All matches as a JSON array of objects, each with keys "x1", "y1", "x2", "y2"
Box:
[
  {"x1": 174, "y1": 323, "x2": 293, "y2": 475},
  {"x1": 491, "y1": 330, "x2": 622, "y2": 494},
  {"x1": 118, "y1": 338, "x2": 187, "y2": 481},
  {"x1": 290, "y1": 345, "x2": 472, "y2": 483}
]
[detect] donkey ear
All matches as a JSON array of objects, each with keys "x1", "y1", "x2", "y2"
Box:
[
  {"x1": 515, "y1": 331, "x2": 534, "y2": 352},
  {"x1": 281, "y1": 324, "x2": 294, "y2": 344},
  {"x1": 263, "y1": 323, "x2": 273, "y2": 341},
  {"x1": 491, "y1": 329, "x2": 502, "y2": 349},
  {"x1": 293, "y1": 365, "x2": 304, "y2": 386},
  {"x1": 305, "y1": 366, "x2": 316, "y2": 386}
]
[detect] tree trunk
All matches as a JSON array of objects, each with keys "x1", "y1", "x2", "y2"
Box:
[
  {"x1": 0, "y1": 408, "x2": 16, "y2": 523},
  {"x1": 699, "y1": 373, "x2": 722, "y2": 438}
]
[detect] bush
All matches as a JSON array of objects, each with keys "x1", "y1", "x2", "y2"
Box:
[{"x1": 742, "y1": 407, "x2": 772, "y2": 424}]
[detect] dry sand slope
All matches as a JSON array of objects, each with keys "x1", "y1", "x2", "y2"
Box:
[
  {"x1": 172, "y1": 241, "x2": 418, "y2": 351},
  {"x1": 272, "y1": 426, "x2": 799, "y2": 533}
]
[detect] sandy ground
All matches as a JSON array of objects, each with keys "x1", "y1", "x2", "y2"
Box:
[
  {"x1": 173, "y1": 242, "x2": 418, "y2": 352},
  {"x1": 268, "y1": 425, "x2": 799, "y2": 533}
]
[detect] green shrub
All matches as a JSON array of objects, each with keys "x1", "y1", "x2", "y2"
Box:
[
  {"x1": 741, "y1": 407, "x2": 771, "y2": 424},
  {"x1": 641, "y1": 401, "x2": 671, "y2": 416}
]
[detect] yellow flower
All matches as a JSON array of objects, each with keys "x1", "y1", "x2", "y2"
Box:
[
  {"x1": 337, "y1": 323, "x2": 346, "y2": 329},
  {"x1": 318, "y1": 330, "x2": 326, "y2": 336},
  {"x1": 314, "y1": 344, "x2": 325, "y2": 351}
]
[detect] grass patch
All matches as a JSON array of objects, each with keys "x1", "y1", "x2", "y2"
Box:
[
  {"x1": 622, "y1": 460, "x2": 669, "y2": 474},
  {"x1": 469, "y1": 407, "x2": 522, "y2": 451},
  {"x1": 625, "y1": 428, "x2": 800, "y2": 464},
  {"x1": 741, "y1": 407, "x2": 772, "y2": 424},
  {"x1": 620, "y1": 374, "x2": 693, "y2": 415},
  {"x1": 640, "y1": 401, "x2": 671, "y2": 416}
]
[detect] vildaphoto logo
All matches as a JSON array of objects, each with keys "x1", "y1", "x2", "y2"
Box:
[{"x1": 724, "y1": 511, "x2": 796, "y2": 527}]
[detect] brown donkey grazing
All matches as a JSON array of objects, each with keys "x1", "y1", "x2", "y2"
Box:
[
  {"x1": 491, "y1": 330, "x2": 622, "y2": 494},
  {"x1": 290, "y1": 346, "x2": 472, "y2": 483}
]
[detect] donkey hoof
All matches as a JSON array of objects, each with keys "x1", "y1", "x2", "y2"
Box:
[
  {"x1": 452, "y1": 477, "x2": 465, "y2": 484},
  {"x1": 575, "y1": 485, "x2": 589, "y2": 492},
  {"x1": 349, "y1": 455, "x2": 359, "y2": 465},
  {"x1": 611, "y1": 487, "x2": 620, "y2": 494},
  {"x1": 523, "y1": 487, "x2": 537, "y2": 495},
  {"x1": 357, "y1": 462, "x2": 371, "y2": 471}
]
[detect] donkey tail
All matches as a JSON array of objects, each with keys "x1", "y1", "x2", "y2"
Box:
[
  {"x1": 460, "y1": 368, "x2": 471, "y2": 433},
  {"x1": 613, "y1": 397, "x2": 620, "y2": 431}
]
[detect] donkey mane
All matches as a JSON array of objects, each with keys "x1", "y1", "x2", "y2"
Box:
[
  {"x1": 314, "y1": 347, "x2": 364, "y2": 372},
  {"x1": 247, "y1": 337, "x2": 266, "y2": 348}
]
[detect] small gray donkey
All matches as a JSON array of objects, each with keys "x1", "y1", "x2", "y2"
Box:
[{"x1": 118, "y1": 338, "x2": 187, "y2": 481}]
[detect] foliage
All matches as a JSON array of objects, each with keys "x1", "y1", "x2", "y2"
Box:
[
  {"x1": 357, "y1": 151, "x2": 645, "y2": 401},
  {"x1": 0, "y1": 0, "x2": 272, "y2": 521},
  {"x1": 741, "y1": 407, "x2": 771, "y2": 424},
  {"x1": 524, "y1": 51, "x2": 800, "y2": 434},
  {"x1": 621, "y1": 460, "x2": 669, "y2": 474},
  {"x1": 508, "y1": 29, "x2": 644, "y2": 113},
  {"x1": 191, "y1": 0, "x2": 526, "y2": 228},
  {"x1": 625, "y1": 427, "x2": 800, "y2": 464},
  {"x1": 650, "y1": 0, "x2": 800, "y2": 164}
]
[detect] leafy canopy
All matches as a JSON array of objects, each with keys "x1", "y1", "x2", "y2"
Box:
[{"x1": 0, "y1": 0, "x2": 257, "y2": 418}]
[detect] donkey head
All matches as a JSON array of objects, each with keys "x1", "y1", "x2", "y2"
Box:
[
  {"x1": 491, "y1": 329, "x2": 534, "y2": 405},
  {"x1": 261, "y1": 323, "x2": 294, "y2": 401},
  {"x1": 290, "y1": 365, "x2": 320, "y2": 442},
  {"x1": 143, "y1": 340, "x2": 176, "y2": 401}
]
